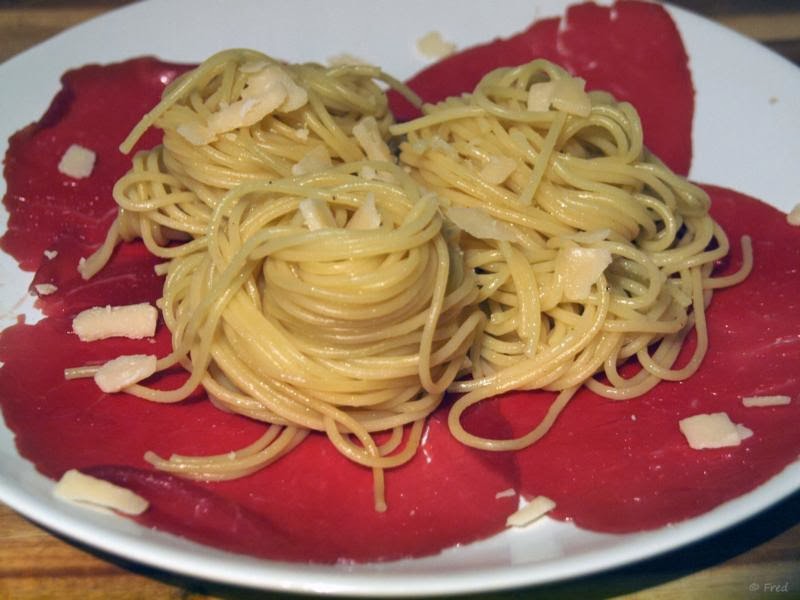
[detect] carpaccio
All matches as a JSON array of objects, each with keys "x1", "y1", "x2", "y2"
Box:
[
  {"x1": 388, "y1": 0, "x2": 694, "y2": 176},
  {"x1": 1, "y1": 1, "x2": 799, "y2": 564}
]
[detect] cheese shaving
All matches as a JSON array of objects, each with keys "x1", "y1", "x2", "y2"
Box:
[
  {"x1": 552, "y1": 78, "x2": 591, "y2": 117},
  {"x1": 527, "y1": 78, "x2": 591, "y2": 117},
  {"x1": 243, "y1": 65, "x2": 307, "y2": 112},
  {"x1": 352, "y1": 116, "x2": 393, "y2": 162},
  {"x1": 291, "y1": 145, "x2": 332, "y2": 176},
  {"x1": 495, "y1": 488, "x2": 516, "y2": 500},
  {"x1": 58, "y1": 144, "x2": 96, "y2": 179},
  {"x1": 678, "y1": 412, "x2": 750, "y2": 450},
  {"x1": 239, "y1": 59, "x2": 269, "y2": 73},
  {"x1": 327, "y1": 53, "x2": 372, "y2": 67},
  {"x1": 479, "y1": 155, "x2": 517, "y2": 184},
  {"x1": 506, "y1": 495, "x2": 556, "y2": 527},
  {"x1": 34, "y1": 283, "x2": 58, "y2": 296},
  {"x1": 54, "y1": 469, "x2": 149, "y2": 515},
  {"x1": 446, "y1": 206, "x2": 517, "y2": 241},
  {"x1": 556, "y1": 246, "x2": 613, "y2": 301},
  {"x1": 736, "y1": 423, "x2": 754, "y2": 441},
  {"x1": 527, "y1": 81, "x2": 556, "y2": 112},
  {"x1": 742, "y1": 395, "x2": 792, "y2": 407},
  {"x1": 94, "y1": 354, "x2": 157, "y2": 393},
  {"x1": 416, "y1": 31, "x2": 457, "y2": 60},
  {"x1": 346, "y1": 194, "x2": 381, "y2": 230},
  {"x1": 299, "y1": 198, "x2": 337, "y2": 231},
  {"x1": 177, "y1": 122, "x2": 216, "y2": 146},
  {"x1": 787, "y1": 203, "x2": 800, "y2": 226},
  {"x1": 179, "y1": 65, "x2": 308, "y2": 145},
  {"x1": 72, "y1": 303, "x2": 158, "y2": 341}
]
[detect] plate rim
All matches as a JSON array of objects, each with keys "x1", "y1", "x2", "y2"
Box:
[{"x1": 0, "y1": 0, "x2": 799, "y2": 596}]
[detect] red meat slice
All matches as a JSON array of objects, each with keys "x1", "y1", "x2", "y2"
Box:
[{"x1": 390, "y1": 1, "x2": 694, "y2": 175}]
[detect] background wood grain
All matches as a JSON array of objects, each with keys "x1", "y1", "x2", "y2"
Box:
[{"x1": 1, "y1": 1, "x2": 799, "y2": 599}]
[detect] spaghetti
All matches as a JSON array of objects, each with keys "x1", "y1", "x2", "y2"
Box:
[
  {"x1": 393, "y1": 60, "x2": 751, "y2": 451},
  {"x1": 78, "y1": 48, "x2": 418, "y2": 279},
  {"x1": 75, "y1": 50, "x2": 481, "y2": 511},
  {"x1": 75, "y1": 53, "x2": 750, "y2": 509}
]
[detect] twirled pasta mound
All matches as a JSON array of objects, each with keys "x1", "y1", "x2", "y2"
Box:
[
  {"x1": 79, "y1": 48, "x2": 414, "y2": 279},
  {"x1": 145, "y1": 168, "x2": 483, "y2": 511},
  {"x1": 77, "y1": 50, "x2": 481, "y2": 510},
  {"x1": 76, "y1": 51, "x2": 750, "y2": 510},
  {"x1": 393, "y1": 59, "x2": 750, "y2": 450}
]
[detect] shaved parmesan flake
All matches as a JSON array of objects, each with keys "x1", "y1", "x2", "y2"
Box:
[
  {"x1": 528, "y1": 78, "x2": 591, "y2": 117},
  {"x1": 787, "y1": 203, "x2": 800, "y2": 226},
  {"x1": 446, "y1": 206, "x2": 517, "y2": 241},
  {"x1": 327, "y1": 53, "x2": 372, "y2": 67},
  {"x1": 77, "y1": 256, "x2": 88, "y2": 277},
  {"x1": 506, "y1": 495, "x2": 556, "y2": 527},
  {"x1": 742, "y1": 395, "x2": 792, "y2": 407},
  {"x1": 736, "y1": 424, "x2": 754, "y2": 441},
  {"x1": 416, "y1": 31, "x2": 457, "y2": 60},
  {"x1": 346, "y1": 194, "x2": 381, "y2": 230},
  {"x1": 527, "y1": 81, "x2": 556, "y2": 112},
  {"x1": 72, "y1": 303, "x2": 158, "y2": 341},
  {"x1": 54, "y1": 469, "x2": 149, "y2": 515},
  {"x1": 58, "y1": 144, "x2": 96, "y2": 179},
  {"x1": 187, "y1": 65, "x2": 308, "y2": 144},
  {"x1": 352, "y1": 116, "x2": 393, "y2": 162},
  {"x1": 239, "y1": 59, "x2": 269, "y2": 73},
  {"x1": 34, "y1": 283, "x2": 58, "y2": 296},
  {"x1": 94, "y1": 354, "x2": 157, "y2": 393},
  {"x1": 291, "y1": 145, "x2": 332, "y2": 176},
  {"x1": 551, "y1": 78, "x2": 591, "y2": 117},
  {"x1": 495, "y1": 488, "x2": 516, "y2": 500},
  {"x1": 208, "y1": 90, "x2": 286, "y2": 134},
  {"x1": 176, "y1": 121, "x2": 216, "y2": 146},
  {"x1": 556, "y1": 246, "x2": 613, "y2": 301},
  {"x1": 299, "y1": 198, "x2": 337, "y2": 231},
  {"x1": 243, "y1": 65, "x2": 307, "y2": 112},
  {"x1": 678, "y1": 412, "x2": 750, "y2": 450},
  {"x1": 479, "y1": 155, "x2": 517, "y2": 184}
]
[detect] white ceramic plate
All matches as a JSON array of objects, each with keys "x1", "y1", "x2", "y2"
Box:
[{"x1": 1, "y1": 1, "x2": 799, "y2": 596}]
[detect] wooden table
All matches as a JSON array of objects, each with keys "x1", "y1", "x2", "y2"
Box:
[{"x1": 1, "y1": 1, "x2": 799, "y2": 599}]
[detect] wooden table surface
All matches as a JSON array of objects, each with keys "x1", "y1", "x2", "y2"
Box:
[{"x1": 1, "y1": 1, "x2": 799, "y2": 599}]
